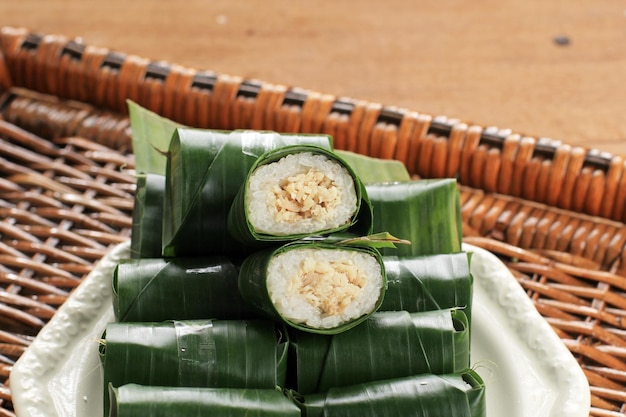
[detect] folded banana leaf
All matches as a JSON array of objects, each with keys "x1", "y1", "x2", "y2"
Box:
[
  {"x1": 227, "y1": 145, "x2": 372, "y2": 246},
  {"x1": 334, "y1": 150, "x2": 411, "y2": 184},
  {"x1": 290, "y1": 309, "x2": 469, "y2": 394},
  {"x1": 130, "y1": 173, "x2": 165, "y2": 259},
  {"x1": 109, "y1": 384, "x2": 301, "y2": 417},
  {"x1": 380, "y1": 252, "x2": 473, "y2": 322},
  {"x1": 238, "y1": 241, "x2": 386, "y2": 335},
  {"x1": 113, "y1": 257, "x2": 257, "y2": 322},
  {"x1": 292, "y1": 369, "x2": 486, "y2": 417},
  {"x1": 162, "y1": 128, "x2": 333, "y2": 258},
  {"x1": 366, "y1": 179, "x2": 463, "y2": 257},
  {"x1": 128, "y1": 100, "x2": 183, "y2": 176},
  {"x1": 100, "y1": 319, "x2": 288, "y2": 415}
]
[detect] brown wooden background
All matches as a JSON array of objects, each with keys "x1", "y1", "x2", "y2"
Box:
[{"x1": 1, "y1": 0, "x2": 625, "y2": 155}]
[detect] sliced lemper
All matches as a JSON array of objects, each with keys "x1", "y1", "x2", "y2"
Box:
[
  {"x1": 162, "y1": 128, "x2": 333, "y2": 258},
  {"x1": 227, "y1": 145, "x2": 372, "y2": 246},
  {"x1": 238, "y1": 241, "x2": 386, "y2": 335}
]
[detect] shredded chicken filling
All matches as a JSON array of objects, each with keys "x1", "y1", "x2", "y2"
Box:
[
  {"x1": 290, "y1": 258, "x2": 366, "y2": 316},
  {"x1": 271, "y1": 169, "x2": 341, "y2": 223}
]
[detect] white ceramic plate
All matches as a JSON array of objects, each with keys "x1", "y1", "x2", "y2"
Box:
[{"x1": 10, "y1": 241, "x2": 590, "y2": 417}]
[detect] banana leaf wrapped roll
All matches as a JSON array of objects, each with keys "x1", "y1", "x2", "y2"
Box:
[
  {"x1": 380, "y1": 252, "x2": 473, "y2": 322},
  {"x1": 162, "y1": 128, "x2": 333, "y2": 258},
  {"x1": 228, "y1": 145, "x2": 372, "y2": 246},
  {"x1": 130, "y1": 173, "x2": 165, "y2": 259},
  {"x1": 290, "y1": 309, "x2": 470, "y2": 394},
  {"x1": 292, "y1": 369, "x2": 486, "y2": 417},
  {"x1": 109, "y1": 384, "x2": 301, "y2": 417},
  {"x1": 238, "y1": 241, "x2": 386, "y2": 334},
  {"x1": 100, "y1": 319, "x2": 289, "y2": 414},
  {"x1": 113, "y1": 257, "x2": 257, "y2": 322},
  {"x1": 366, "y1": 179, "x2": 463, "y2": 257}
]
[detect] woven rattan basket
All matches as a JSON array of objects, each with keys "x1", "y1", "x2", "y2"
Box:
[{"x1": 1, "y1": 26, "x2": 625, "y2": 416}]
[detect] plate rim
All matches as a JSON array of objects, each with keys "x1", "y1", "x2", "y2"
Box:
[{"x1": 464, "y1": 243, "x2": 590, "y2": 417}]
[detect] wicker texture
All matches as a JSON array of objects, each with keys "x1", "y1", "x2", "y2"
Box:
[{"x1": 1, "y1": 27, "x2": 625, "y2": 416}]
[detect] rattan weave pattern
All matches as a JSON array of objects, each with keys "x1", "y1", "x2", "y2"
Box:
[
  {"x1": 0, "y1": 27, "x2": 625, "y2": 416},
  {"x1": 0, "y1": 95, "x2": 134, "y2": 416}
]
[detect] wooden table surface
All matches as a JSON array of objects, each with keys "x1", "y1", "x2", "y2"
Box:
[{"x1": 2, "y1": 0, "x2": 626, "y2": 155}]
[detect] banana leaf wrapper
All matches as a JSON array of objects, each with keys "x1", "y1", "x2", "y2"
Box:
[
  {"x1": 292, "y1": 369, "x2": 486, "y2": 417},
  {"x1": 130, "y1": 173, "x2": 165, "y2": 259},
  {"x1": 380, "y1": 252, "x2": 473, "y2": 323},
  {"x1": 162, "y1": 128, "x2": 333, "y2": 258},
  {"x1": 334, "y1": 150, "x2": 411, "y2": 184},
  {"x1": 101, "y1": 319, "x2": 288, "y2": 415},
  {"x1": 227, "y1": 145, "x2": 373, "y2": 246},
  {"x1": 128, "y1": 100, "x2": 183, "y2": 176},
  {"x1": 238, "y1": 241, "x2": 386, "y2": 335},
  {"x1": 290, "y1": 309, "x2": 470, "y2": 394},
  {"x1": 109, "y1": 384, "x2": 300, "y2": 417},
  {"x1": 366, "y1": 179, "x2": 462, "y2": 257},
  {"x1": 113, "y1": 257, "x2": 257, "y2": 322}
]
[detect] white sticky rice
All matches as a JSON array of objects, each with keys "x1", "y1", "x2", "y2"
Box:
[
  {"x1": 246, "y1": 152, "x2": 358, "y2": 235},
  {"x1": 266, "y1": 248, "x2": 384, "y2": 329}
]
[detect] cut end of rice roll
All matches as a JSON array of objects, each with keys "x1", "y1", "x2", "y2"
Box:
[
  {"x1": 247, "y1": 152, "x2": 358, "y2": 236},
  {"x1": 267, "y1": 247, "x2": 384, "y2": 330}
]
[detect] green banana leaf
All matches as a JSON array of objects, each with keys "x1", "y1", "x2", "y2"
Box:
[
  {"x1": 366, "y1": 179, "x2": 463, "y2": 257},
  {"x1": 334, "y1": 150, "x2": 411, "y2": 184},
  {"x1": 162, "y1": 128, "x2": 333, "y2": 258},
  {"x1": 109, "y1": 384, "x2": 301, "y2": 417},
  {"x1": 128, "y1": 99, "x2": 408, "y2": 187},
  {"x1": 238, "y1": 241, "x2": 386, "y2": 335},
  {"x1": 130, "y1": 173, "x2": 165, "y2": 259},
  {"x1": 100, "y1": 319, "x2": 288, "y2": 415},
  {"x1": 290, "y1": 309, "x2": 470, "y2": 394},
  {"x1": 113, "y1": 257, "x2": 257, "y2": 322},
  {"x1": 227, "y1": 145, "x2": 373, "y2": 246},
  {"x1": 292, "y1": 369, "x2": 486, "y2": 417},
  {"x1": 380, "y1": 252, "x2": 473, "y2": 323},
  {"x1": 128, "y1": 100, "x2": 183, "y2": 176}
]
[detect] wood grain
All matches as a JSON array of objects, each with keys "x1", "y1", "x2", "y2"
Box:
[{"x1": 1, "y1": 0, "x2": 625, "y2": 155}]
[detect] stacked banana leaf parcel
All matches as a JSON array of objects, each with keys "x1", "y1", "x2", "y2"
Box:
[{"x1": 100, "y1": 104, "x2": 486, "y2": 417}]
